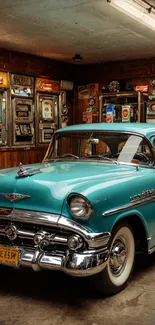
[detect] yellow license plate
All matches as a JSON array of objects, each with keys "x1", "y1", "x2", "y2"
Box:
[{"x1": 0, "y1": 245, "x2": 19, "y2": 266}]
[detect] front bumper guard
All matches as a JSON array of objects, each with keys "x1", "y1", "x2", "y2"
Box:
[{"x1": 19, "y1": 246, "x2": 109, "y2": 276}]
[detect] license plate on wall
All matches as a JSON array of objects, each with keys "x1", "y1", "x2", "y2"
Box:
[{"x1": 0, "y1": 245, "x2": 19, "y2": 266}]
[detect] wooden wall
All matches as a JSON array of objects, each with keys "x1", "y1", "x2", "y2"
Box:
[
  {"x1": 0, "y1": 148, "x2": 47, "y2": 169},
  {"x1": 0, "y1": 49, "x2": 74, "y2": 169}
]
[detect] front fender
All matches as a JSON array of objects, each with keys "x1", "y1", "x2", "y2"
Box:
[{"x1": 106, "y1": 209, "x2": 149, "y2": 238}]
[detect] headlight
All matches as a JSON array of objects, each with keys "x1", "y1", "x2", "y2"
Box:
[{"x1": 68, "y1": 195, "x2": 93, "y2": 220}]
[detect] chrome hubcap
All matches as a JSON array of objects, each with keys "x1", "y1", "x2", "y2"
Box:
[{"x1": 109, "y1": 237, "x2": 127, "y2": 276}]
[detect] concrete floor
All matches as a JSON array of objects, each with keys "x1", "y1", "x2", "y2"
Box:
[{"x1": 0, "y1": 254, "x2": 155, "y2": 325}]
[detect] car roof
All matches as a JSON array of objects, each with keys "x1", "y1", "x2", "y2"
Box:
[{"x1": 56, "y1": 123, "x2": 155, "y2": 139}]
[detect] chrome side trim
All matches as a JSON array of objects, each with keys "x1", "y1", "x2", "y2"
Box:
[
  {"x1": 0, "y1": 208, "x2": 111, "y2": 249},
  {"x1": 102, "y1": 195, "x2": 155, "y2": 217}
]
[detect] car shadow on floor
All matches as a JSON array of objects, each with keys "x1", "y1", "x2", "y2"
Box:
[{"x1": 0, "y1": 252, "x2": 155, "y2": 302}]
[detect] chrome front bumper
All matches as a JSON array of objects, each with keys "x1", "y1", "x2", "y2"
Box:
[
  {"x1": 19, "y1": 246, "x2": 109, "y2": 276},
  {"x1": 0, "y1": 208, "x2": 111, "y2": 276}
]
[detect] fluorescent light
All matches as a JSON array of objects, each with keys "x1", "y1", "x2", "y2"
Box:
[{"x1": 109, "y1": 0, "x2": 155, "y2": 31}]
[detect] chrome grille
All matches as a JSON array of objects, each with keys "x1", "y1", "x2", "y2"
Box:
[
  {"x1": 0, "y1": 219, "x2": 74, "y2": 251},
  {"x1": 0, "y1": 207, "x2": 110, "y2": 251}
]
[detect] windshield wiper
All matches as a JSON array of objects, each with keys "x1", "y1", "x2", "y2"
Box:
[
  {"x1": 84, "y1": 155, "x2": 119, "y2": 164},
  {"x1": 45, "y1": 154, "x2": 79, "y2": 162},
  {"x1": 55, "y1": 154, "x2": 79, "y2": 159}
]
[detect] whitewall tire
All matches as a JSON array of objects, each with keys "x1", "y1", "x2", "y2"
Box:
[{"x1": 90, "y1": 223, "x2": 135, "y2": 296}]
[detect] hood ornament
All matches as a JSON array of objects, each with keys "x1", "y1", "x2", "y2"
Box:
[
  {"x1": 0, "y1": 193, "x2": 30, "y2": 202},
  {"x1": 17, "y1": 162, "x2": 41, "y2": 178}
]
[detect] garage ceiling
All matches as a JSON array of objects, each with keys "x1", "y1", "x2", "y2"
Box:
[{"x1": 0, "y1": 0, "x2": 155, "y2": 64}]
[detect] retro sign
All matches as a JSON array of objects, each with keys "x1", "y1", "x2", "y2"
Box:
[
  {"x1": 122, "y1": 105, "x2": 130, "y2": 122},
  {"x1": 0, "y1": 72, "x2": 9, "y2": 88},
  {"x1": 135, "y1": 85, "x2": 148, "y2": 92},
  {"x1": 106, "y1": 104, "x2": 114, "y2": 123},
  {"x1": 36, "y1": 78, "x2": 60, "y2": 93}
]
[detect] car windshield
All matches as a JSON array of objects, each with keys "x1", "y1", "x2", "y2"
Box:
[{"x1": 45, "y1": 131, "x2": 153, "y2": 166}]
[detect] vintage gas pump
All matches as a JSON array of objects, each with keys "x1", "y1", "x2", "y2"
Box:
[{"x1": 35, "y1": 78, "x2": 60, "y2": 145}]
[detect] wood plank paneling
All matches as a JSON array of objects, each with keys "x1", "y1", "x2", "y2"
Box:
[
  {"x1": 0, "y1": 49, "x2": 73, "y2": 80},
  {"x1": 75, "y1": 57, "x2": 155, "y2": 84},
  {"x1": 0, "y1": 148, "x2": 47, "y2": 169}
]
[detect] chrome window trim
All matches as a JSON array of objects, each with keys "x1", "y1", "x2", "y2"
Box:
[{"x1": 45, "y1": 130, "x2": 155, "y2": 167}]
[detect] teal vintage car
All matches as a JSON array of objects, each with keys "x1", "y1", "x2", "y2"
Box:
[{"x1": 0, "y1": 123, "x2": 155, "y2": 295}]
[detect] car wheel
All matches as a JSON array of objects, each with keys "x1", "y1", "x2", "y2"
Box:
[{"x1": 90, "y1": 223, "x2": 135, "y2": 296}]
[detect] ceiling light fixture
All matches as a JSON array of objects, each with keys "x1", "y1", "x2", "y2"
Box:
[
  {"x1": 107, "y1": 0, "x2": 155, "y2": 31},
  {"x1": 72, "y1": 54, "x2": 83, "y2": 62}
]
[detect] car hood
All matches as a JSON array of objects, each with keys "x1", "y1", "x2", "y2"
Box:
[{"x1": 0, "y1": 161, "x2": 148, "y2": 215}]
